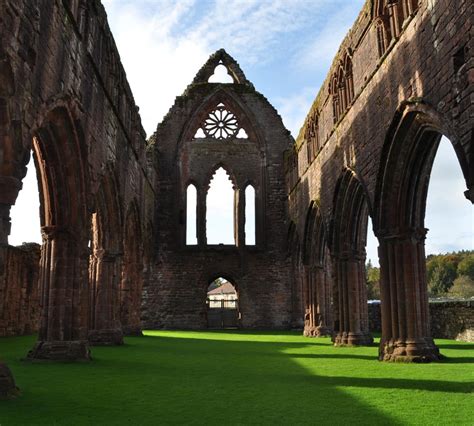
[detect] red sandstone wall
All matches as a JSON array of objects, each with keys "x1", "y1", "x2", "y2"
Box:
[
  {"x1": 289, "y1": 0, "x2": 473, "y2": 234},
  {"x1": 0, "y1": 244, "x2": 40, "y2": 336}
]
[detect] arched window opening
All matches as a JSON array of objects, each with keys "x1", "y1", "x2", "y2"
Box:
[
  {"x1": 206, "y1": 277, "x2": 239, "y2": 328},
  {"x1": 206, "y1": 167, "x2": 235, "y2": 245},
  {"x1": 305, "y1": 113, "x2": 320, "y2": 162},
  {"x1": 186, "y1": 184, "x2": 197, "y2": 245},
  {"x1": 9, "y1": 150, "x2": 41, "y2": 245},
  {"x1": 365, "y1": 216, "x2": 380, "y2": 301},
  {"x1": 337, "y1": 67, "x2": 346, "y2": 112},
  {"x1": 208, "y1": 63, "x2": 234, "y2": 83},
  {"x1": 344, "y1": 56, "x2": 354, "y2": 105},
  {"x1": 245, "y1": 185, "x2": 256, "y2": 245},
  {"x1": 376, "y1": 20, "x2": 388, "y2": 57},
  {"x1": 401, "y1": 0, "x2": 412, "y2": 21},
  {"x1": 425, "y1": 136, "x2": 473, "y2": 299},
  {"x1": 330, "y1": 77, "x2": 340, "y2": 123}
]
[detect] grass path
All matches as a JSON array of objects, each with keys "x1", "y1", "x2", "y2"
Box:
[{"x1": 0, "y1": 331, "x2": 473, "y2": 425}]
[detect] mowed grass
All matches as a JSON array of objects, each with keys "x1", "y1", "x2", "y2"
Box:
[{"x1": 0, "y1": 331, "x2": 473, "y2": 425}]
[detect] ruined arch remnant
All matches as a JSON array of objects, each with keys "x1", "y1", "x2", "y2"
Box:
[
  {"x1": 0, "y1": 0, "x2": 473, "y2": 399},
  {"x1": 145, "y1": 49, "x2": 294, "y2": 329}
]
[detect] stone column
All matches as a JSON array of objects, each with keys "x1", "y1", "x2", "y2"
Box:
[
  {"x1": 314, "y1": 266, "x2": 334, "y2": 337},
  {"x1": 378, "y1": 229, "x2": 441, "y2": 362},
  {"x1": 304, "y1": 266, "x2": 333, "y2": 337},
  {"x1": 88, "y1": 249, "x2": 124, "y2": 345},
  {"x1": 303, "y1": 267, "x2": 313, "y2": 336},
  {"x1": 197, "y1": 188, "x2": 207, "y2": 247},
  {"x1": 27, "y1": 226, "x2": 91, "y2": 361},
  {"x1": 235, "y1": 188, "x2": 245, "y2": 247},
  {"x1": 120, "y1": 258, "x2": 143, "y2": 336},
  {"x1": 333, "y1": 252, "x2": 373, "y2": 346}
]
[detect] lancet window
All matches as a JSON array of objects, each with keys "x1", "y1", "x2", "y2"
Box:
[
  {"x1": 330, "y1": 52, "x2": 354, "y2": 123},
  {"x1": 305, "y1": 113, "x2": 320, "y2": 163}
]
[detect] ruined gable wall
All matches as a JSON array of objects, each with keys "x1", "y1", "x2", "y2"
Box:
[{"x1": 144, "y1": 82, "x2": 296, "y2": 329}]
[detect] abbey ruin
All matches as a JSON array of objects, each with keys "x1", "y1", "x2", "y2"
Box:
[{"x1": 0, "y1": 0, "x2": 472, "y2": 397}]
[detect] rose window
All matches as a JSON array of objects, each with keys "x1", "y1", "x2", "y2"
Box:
[{"x1": 203, "y1": 105, "x2": 239, "y2": 139}]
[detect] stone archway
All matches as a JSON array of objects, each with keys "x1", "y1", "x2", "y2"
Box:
[
  {"x1": 374, "y1": 106, "x2": 470, "y2": 362},
  {"x1": 88, "y1": 171, "x2": 124, "y2": 346},
  {"x1": 302, "y1": 202, "x2": 333, "y2": 338},
  {"x1": 330, "y1": 170, "x2": 373, "y2": 346},
  {"x1": 26, "y1": 106, "x2": 91, "y2": 361},
  {"x1": 206, "y1": 277, "x2": 240, "y2": 329}
]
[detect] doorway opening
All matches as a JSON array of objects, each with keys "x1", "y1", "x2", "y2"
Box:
[{"x1": 206, "y1": 277, "x2": 240, "y2": 328}]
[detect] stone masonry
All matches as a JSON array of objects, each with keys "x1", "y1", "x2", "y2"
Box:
[
  {"x1": 143, "y1": 50, "x2": 297, "y2": 329},
  {"x1": 1, "y1": 0, "x2": 473, "y2": 399},
  {"x1": 288, "y1": 0, "x2": 473, "y2": 361}
]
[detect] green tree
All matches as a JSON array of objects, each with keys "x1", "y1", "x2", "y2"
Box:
[
  {"x1": 448, "y1": 275, "x2": 474, "y2": 298},
  {"x1": 427, "y1": 258, "x2": 457, "y2": 295},
  {"x1": 457, "y1": 254, "x2": 474, "y2": 281},
  {"x1": 366, "y1": 260, "x2": 380, "y2": 300}
]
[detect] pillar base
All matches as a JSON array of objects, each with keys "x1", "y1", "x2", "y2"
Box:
[
  {"x1": 26, "y1": 340, "x2": 91, "y2": 362},
  {"x1": 0, "y1": 363, "x2": 19, "y2": 399},
  {"x1": 333, "y1": 331, "x2": 374, "y2": 346},
  {"x1": 304, "y1": 326, "x2": 334, "y2": 338},
  {"x1": 88, "y1": 329, "x2": 124, "y2": 346},
  {"x1": 122, "y1": 325, "x2": 143, "y2": 337},
  {"x1": 379, "y1": 337, "x2": 442, "y2": 362}
]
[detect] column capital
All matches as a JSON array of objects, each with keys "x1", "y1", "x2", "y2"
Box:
[
  {"x1": 93, "y1": 248, "x2": 122, "y2": 262},
  {"x1": 41, "y1": 225, "x2": 82, "y2": 242},
  {"x1": 377, "y1": 227, "x2": 427, "y2": 243}
]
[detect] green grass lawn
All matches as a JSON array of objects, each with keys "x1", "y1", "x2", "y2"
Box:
[{"x1": 0, "y1": 331, "x2": 473, "y2": 425}]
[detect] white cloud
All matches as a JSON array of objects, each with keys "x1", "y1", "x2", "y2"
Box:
[
  {"x1": 295, "y1": 2, "x2": 364, "y2": 74},
  {"x1": 273, "y1": 86, "x2": 318, "y2": 137},
  {"x1": 102, "y1": 0, "x2": 335, "y2": 136}
]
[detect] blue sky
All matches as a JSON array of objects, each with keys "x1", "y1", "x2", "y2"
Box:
[{"x1": 9, "y1": 0, "x2": 473, "y2": 265}]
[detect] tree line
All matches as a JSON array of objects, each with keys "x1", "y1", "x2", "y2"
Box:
[{"x1": 366, "y1": 250, "x2": 474, "y2": 300}]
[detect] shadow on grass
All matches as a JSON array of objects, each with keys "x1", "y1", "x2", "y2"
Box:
[
  {"x1": 440, "y1": 356, "x2": 474, "y2": 364},
  {"x1": 285, "y1": 353, "x2": 377, "y2": 361},
  {"x1": 436, "y1": 343, "x2": 474, "y2": 351},
  {"x1": 1, "y1": 332, "x2": 473, "y2": 425},
  {"x1": 311, "y1": 376, "x2": 473, "y2": 394}
]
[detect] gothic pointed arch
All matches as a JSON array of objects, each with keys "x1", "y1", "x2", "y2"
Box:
[
  {"x1": 181, "y1": 88, "x2": 262, "y2": 146},
  {"x1": 372, "y1": 0, "x2": 392, "y2": 56},
  {"x1": 88, "y1": 167, "x2": 124, "y2": 345},
  {"x1": 27, "y1": 105, "x2": 92, "y2": 361},
  {"x1": 374, "y1": 102, "x2": 467, "y2": 362},
  {"x1": 330, "y1": 168, "x2": 373, "y2": 346},
  {"x1": 302, "y1": 202, "x2": 333, "y2": 337},
  {"x1": 204, "y1": 162, "x2": 238, "y2": 191},
  {"x1": 375, "y1": 103, "x2": 469, "y2": 232}
]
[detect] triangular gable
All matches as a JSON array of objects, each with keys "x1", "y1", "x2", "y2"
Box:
[{"x1": 192, "y1": 48, "x2": 254, "y2": 88}]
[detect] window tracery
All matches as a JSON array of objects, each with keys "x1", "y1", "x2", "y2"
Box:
[{"x1": 194, "y1": 103, "x2": 248, "y2": 140}]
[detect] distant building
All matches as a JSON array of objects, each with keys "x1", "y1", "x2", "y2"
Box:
[{"x1": 207, "y1": 282, "x2": 237, "y2": 309}]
